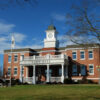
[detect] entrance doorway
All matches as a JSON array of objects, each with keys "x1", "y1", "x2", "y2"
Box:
[{"x1": 36, "y1": 66, "x2": 46, "y2": 83}]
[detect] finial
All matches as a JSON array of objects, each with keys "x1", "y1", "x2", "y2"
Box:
[{"x1": 50, "y1": 19, "x2": 54, "y2": 25}]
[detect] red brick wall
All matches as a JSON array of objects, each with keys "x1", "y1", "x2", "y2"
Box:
[
  {"x1": 41, "y1": 48, "x2": 57, "y2": 56},
  {"x1": 3, "y1": 47, "x2": 100, "y2": 83},
  {"x1": 66, "y1": 48, "x2": 100, "y2": 82},
  {"x1": 3, "y1": 52, "x2": 30, "y2": 80}
]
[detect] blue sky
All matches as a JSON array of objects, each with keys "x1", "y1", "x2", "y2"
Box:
[
  {"x1": 0, "y1": 0, "x2": 98, "y2": 69},
  {"x1": 0, "y1": 0, "x2": 75, "y2": 68}
]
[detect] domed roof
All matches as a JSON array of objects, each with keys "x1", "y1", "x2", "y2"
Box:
[{"x1": 47, "y1": 24, "x2": 56, "y2": 30}]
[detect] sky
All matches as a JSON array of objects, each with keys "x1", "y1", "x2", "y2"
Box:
[
  {"x1": 0, "y1": 0, "x2": 99, "y2": 70},
  {"x1": 0, "y1": 0, "x2": 76, "y2": 68}
]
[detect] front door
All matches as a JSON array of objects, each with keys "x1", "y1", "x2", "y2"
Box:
[{"x1": 37, "y1": 66, "x2": 46, "y2": 83}]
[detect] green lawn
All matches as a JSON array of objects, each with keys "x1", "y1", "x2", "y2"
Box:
[{"x1": 0, "y1": 84, "x2": 100, "y2": 100}]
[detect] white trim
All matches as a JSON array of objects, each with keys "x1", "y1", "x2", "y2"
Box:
[
  {"x1": 89, "y1": 64, "x2": 94, "y2": 75},
  {"x1": 14, "y1": 67, "x2": 18, "y2": 76},
  {"x1": 7, "y1": 67, "x2": 11, "y2": 76},
  {"x1": 88, "y1": 50, "x2": 94, "y2": 60},
  {"x1": 4, "y1": 46, "x2": 99, "y2": 54},
  {"x1": 14, "y1": 55, "x2": 18, "y2": 63},
  {"x1": 8, "y1": 55, "x2": 11, "y2": 63},
  {"x1": 65, "y1": 46, "x2": 99, "y2": 51},
  {"x1": 80, "y1": 50, "x2": 85, "y2": 60},
  {"x1": 72, "y1": 51, "x2": 77, "y2": 60},
  {"x1": 72, "y1": 77, "x2": 100, "y2": 80}
]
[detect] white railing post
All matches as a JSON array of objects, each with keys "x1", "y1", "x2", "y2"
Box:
[
  {"x1": 61, "y1": 64, "x2": 64, "y2": 83},
  {"x1": 46, "y1": 64, "x2": 50, "y2": 82},
  {"x1": 26, "y1": 67, "x2": 28, "y2": 78},
  {"x1": 33, "y1": 55, "x2": 35, "y2": 60},
  {"x1": 61, "y1": 54, "x2": 64, "y2": 58},
  {"x1": 20, "y1": 65, "x2": 23, "y2": 83},
  {"x1": 32, "y1": 65, "x2": 36, "y2": 84}
]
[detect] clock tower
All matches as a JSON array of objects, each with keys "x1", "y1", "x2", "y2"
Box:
[{"x1": 44, "y1": 25, "x2": 59, "y2": 48}]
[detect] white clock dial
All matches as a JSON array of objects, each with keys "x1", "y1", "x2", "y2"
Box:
[{"x1": 48, "y1": 33, "x2": 53, "y2": 38}]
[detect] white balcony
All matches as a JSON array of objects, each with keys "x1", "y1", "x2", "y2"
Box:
[{"x1": 20, "y1": 54, "x2": 68, "y2": 66}]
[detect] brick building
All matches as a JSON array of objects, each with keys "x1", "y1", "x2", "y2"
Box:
[{"x1": 3, "y1": 25, "x2": 100, "y2": 84}]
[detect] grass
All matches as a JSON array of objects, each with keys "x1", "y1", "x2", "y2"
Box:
[{"x1": 0, "y1": 84, "x2": 100, "y2": 100}]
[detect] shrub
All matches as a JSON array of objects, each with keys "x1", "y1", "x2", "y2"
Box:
[
  {"x1": 64, "y1": 78, "x2": 73, "y2": 84},
  {"x1": 77, "y1": 79, "x2": 94, "y2": 84}
]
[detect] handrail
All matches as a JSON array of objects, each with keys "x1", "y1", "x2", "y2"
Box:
[{"x1": 23, "y1": 54, "x2": 67, "y2": 61}]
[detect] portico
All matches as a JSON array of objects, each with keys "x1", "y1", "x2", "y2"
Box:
[{"x1": 20, "y1": 54, "x2": 68, "y2": 84}]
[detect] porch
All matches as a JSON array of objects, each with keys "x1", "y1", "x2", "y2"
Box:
[{"x1": 20, "y1": 54, "x2": 68, "y2": 84}]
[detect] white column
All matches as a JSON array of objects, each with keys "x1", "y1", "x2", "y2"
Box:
[
  {"x1": 61, "y1": 64, "x2": 64, "y2": 83},
  {"x1": 20, "y1": 65, "x2": 23, "y2": 82},
  {"x1": 26, "y1": 67, "x2": 28, "y2": 78},
  {"x1": 32, "y1": 65, "x2": 36, "y2": 84},
  {"x1": 46, "y1": 64, "x2": 50, "y2": 82}
]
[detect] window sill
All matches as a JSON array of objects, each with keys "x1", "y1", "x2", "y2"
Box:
[
  {"x1": 73, "y1": 59, "x2": 77, "y2": 60},
  {"x1": 89, "y1": 73, "x2": 94, "y2": 75},
  {"x1": 88, "y1": 58, "x2": 93, "y2": 60},
  {"x1": 80, "y1": 58, "x2": 85, "y2": 60},
  {"x1": 14, "y1": 75, "x2": 17, "y2": 76},
  {"x1": 14, "y1": 61, "x2": 18, "y2": 63}
]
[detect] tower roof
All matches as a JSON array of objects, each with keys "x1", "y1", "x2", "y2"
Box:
[{"x1": 47, "y1": 24, "x2": 56, "y2": 30}]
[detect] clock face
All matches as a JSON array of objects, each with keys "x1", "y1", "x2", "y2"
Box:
[{"x1": 48, "y1": 33, "x2": 53, "y2": 38}]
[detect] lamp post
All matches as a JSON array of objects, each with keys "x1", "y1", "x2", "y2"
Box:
[{"x1": 96, "y1": 66, "x2": 100, "y2": 84}]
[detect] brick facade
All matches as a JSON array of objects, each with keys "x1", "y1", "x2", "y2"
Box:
[{"x1": 3, "y1": 44, "x2": 100, "y2": 83}]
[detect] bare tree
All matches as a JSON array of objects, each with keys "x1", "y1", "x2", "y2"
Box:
[
  {"x1": 66, "y1": 0, "x2": 100, "y2": 79},
  {"x1": 66, "y1": 0, "x2": 100, "y2": 45},
  {"x1": 0, "y1": 0, "x2": 37, "y2": 9}
]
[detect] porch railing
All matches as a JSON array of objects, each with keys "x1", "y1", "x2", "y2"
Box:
[
  {"x1": 23, "y1": 77, "x2": 33, "y2": 84},
  {"x1": 50, "y1": 77, "x2": 61, "y2": 82},
  {"x1": 20, "y1": 54, "x2": 68, "y2": 65},
  {"x1": 23, "y1": 77, "x2": 61, "y2": 83}
]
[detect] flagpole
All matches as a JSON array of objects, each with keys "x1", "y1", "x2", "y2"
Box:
[
  {"x1": 10, "y1": 34, "x2": 15, "y2": 87},
  {"x1": 10, "y1": 44, "x2": 12, "y2": 87}
]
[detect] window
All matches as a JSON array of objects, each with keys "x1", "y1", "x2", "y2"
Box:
[
  {"x1": 72, "y1": 65, "x2": 77, "y2": 75},
  {"x1": 72, "y1": 52, "x2": 77, "y2": 60},
  {"x1": 8, "y1": 55, "x2": 11, "y2": 63},
  {"x1": 89, "y1": 64, "x2": 94, "y2": 75},
  {"x1": 14, "y1": 55, "x2": 18, "y2": 62},
  {"x1": 59, "y1": 68, "x2": 62, "y2": 76},
  {"x1": 7, "y1": 67, "x2": 11, "y2": 76},
  {"x1": 20, "y1": 55, "x2": 24, "y2": 61},
  {"x1": 80, "y1": 51, "x2": 85, "y2": 59},
  {"x1": 21, "y1": 67, "x2": 24, "y2": 76},
  {"x1": 14, "y1": 67, "x2": 18, "y2": 76},
  {"x1": 88, "y1": 51, "x2": 93, "y2": 59},
  {"x1": 80, "y1": 65, "x2": 86, "y2": 76}
]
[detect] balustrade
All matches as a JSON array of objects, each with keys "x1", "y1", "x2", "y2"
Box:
[{"x1": 20, "y1": 54, "x2": 68, "y2": 65}]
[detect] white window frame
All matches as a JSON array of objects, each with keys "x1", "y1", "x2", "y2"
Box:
[
  {"x1": 88, "y1": 50, "x2": 93, "y2": 60},
  {"x1": 72, "y1": 51, "x2": 77, "y2": 60},
  {"x1": 7, "y1": 67, "x2": 11, "y2": 76},
  {"x1": 80, "y1": 65, "x2": 86, "y2": 76},
  {"x1": 20, "y1": 55, "x2": 24, "y2": 61},
  {"x1": 14, "y1": 67, "x2": 18, "y2": 76},
  {"x1": 14, "y1": 55, "x2": 18, "y2": 62},
  {"x1": 72, "y1": 64, "x2": 77, "y2": 76},
  {"x1": 8, "y1": 55, "x2": 11, "y2": 63},
  {"x1": 89, "y1": 64, "x2": 94, "y2": 75},
  {"x1": 80, "y1": 50, "x2": 85, "y2": 60}
]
